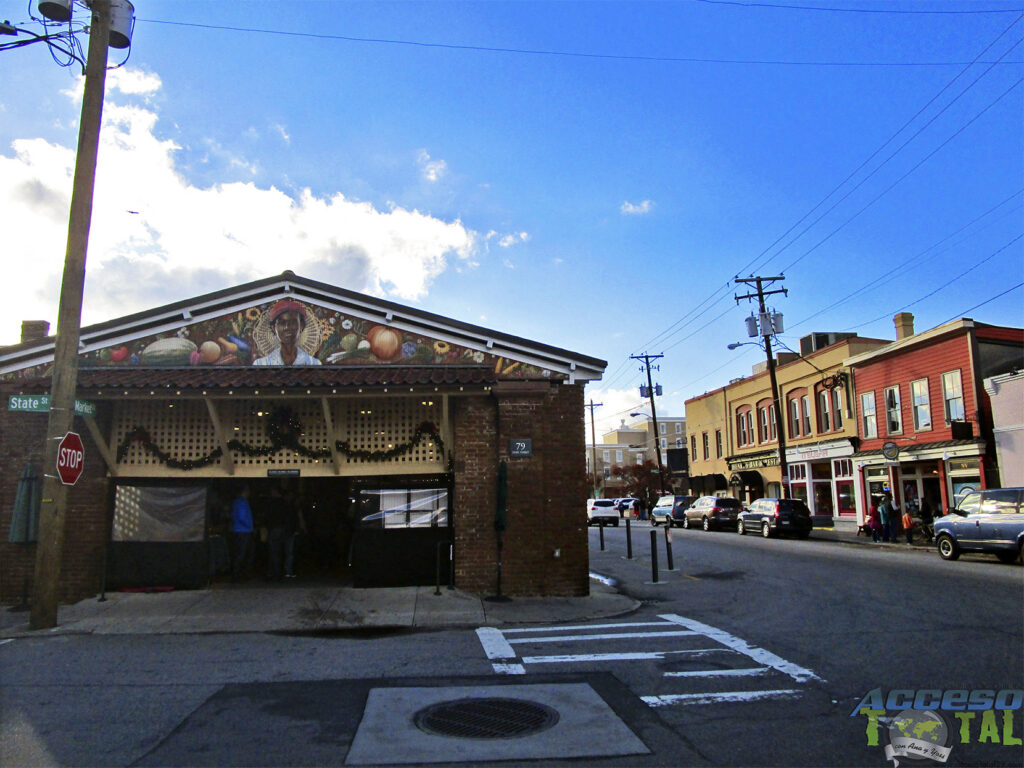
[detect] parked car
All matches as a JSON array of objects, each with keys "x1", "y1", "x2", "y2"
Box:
[
  {"x1": 738, "y1": 497, "x2": 813, "y2": 538},
  {"x1": 587, "y1": 498, "x2": 620, "y2": 526},
  {"x1": 614, "y1": 497, "x2": 639, "y2": 517},
  {"x1": 933, "y1": 487, "x2": 1024, "y2": 564},
  {"x1": 683, "y1": 495, "x2": 744, "y2": 531},
  {"x1": 650, "y1": 495, "x2": 697, "y2": 527}
]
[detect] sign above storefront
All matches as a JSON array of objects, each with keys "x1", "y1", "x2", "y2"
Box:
[
  {"x1": 266, "y1": 469, "x2": 300, "y2": 477},
  {"x1": 729, "y1": 453, "x2": 780, "y2": 470},
  {"x1": 881, "y1": 441, "x2": 900, "y2": 460}
]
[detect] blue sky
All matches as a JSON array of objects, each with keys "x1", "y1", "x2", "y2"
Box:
[{"x1": 1, "y1": 1, "x2": 1021, "y2": 436}]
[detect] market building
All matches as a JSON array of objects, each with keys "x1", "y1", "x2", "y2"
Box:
[
  {"x1": 1, "y1": 272, "x2": 605, "y2": 604},
  {"x1": 845, "y1": 313, "x2": 1023, "y2": 518}
]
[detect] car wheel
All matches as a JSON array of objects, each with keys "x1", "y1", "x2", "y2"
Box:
[
  {"x1": 761, "y1": 521, "x2": 771, "y2": 538},
  {"x1": 682, "y1": 515, "x2": 690, "y2": 530},
  {"x1": 996, "y1": 550, "x2": 1018, "y2": 564},
  {"x1": 702, "y1": 516, "x2": 711, "y2": 531},
  {"x1": 738, "y1": 519, "x2": 746, "y2": 535},
  {"x1": 936, "y1": 534, "x2": 960, "y2": 561}
]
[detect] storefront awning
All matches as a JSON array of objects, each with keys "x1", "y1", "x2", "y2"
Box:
[
  {"x1": 730, "y1": 470, "x2": 764, "y2": 488},
  {"x1": 689, "y1": 473, "x2": 728, "y2": 494},
  {"x1": 4, "y1": 364, "x2": 499, "y2": 395}
]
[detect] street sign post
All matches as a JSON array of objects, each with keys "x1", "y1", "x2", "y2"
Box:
[{"x1": 56, "y1": 431, "x2": 85, "y2": 486}]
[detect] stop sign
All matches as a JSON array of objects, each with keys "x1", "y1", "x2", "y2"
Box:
[{"x1": 56, "y1": 431, "x2": 85, "y2": 486}]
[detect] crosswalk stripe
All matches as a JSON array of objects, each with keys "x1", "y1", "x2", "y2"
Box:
[
  {"x1": 521, "y1": 649, "x2": 728, "y2": 664},
  {"x1": 509, "y1": 630, "x2": 698, "y2": 644},
  {"x1": 475, "y1": 626, "x2": 516, "y2": 660},
  {"x1": 642, "y1": 689, "x2": 802, "y2": 707},
  {"x1": 664, "y1": 666, "x2": 771, "y2": 678},
  {"x1": 658, "y1": 614, "x2": 823, "y2": 683},
  {"x1": 492, "y1": 663, "x2": 526, "y2": 675},
  {"x1": 502, "y1": 621, "x2": 667, "y2": 633}
]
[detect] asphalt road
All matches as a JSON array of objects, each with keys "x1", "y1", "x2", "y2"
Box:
[{"x1": 1, "y1": 525, "x2": 1021, "y2": 767}]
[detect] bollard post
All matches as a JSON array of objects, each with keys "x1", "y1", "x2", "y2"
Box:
[
  {"x1": 625, "y1": 517, "x2": 633, "y2": 560},
  {"x1": 650, "y1": 530, "x2": 659, "y2": 583},
  {"x1": 664, "y1": 525, "x2": 675, "y2": 571},
  {"x1": 599, "y1": 523, "x2": 605, "y2": 551}
]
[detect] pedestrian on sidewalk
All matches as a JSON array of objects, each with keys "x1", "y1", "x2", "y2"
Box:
[
  {"x1": 868, "y1": 499, "x2": 882, "y2": 543},
  {"x1": 902, "y1": 506, "x2": 915, "y2": 545},
  {"x1": 231, "y1": 485, "x2": 255, "y2": 581},
  {"x1": 879, "y1": 494, "x2": 893, "y2": 542},
  {"x1": 887, "y1": 495, "x2": 902, "y2": 543}
]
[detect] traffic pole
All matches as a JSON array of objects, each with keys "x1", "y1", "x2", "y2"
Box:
[{"x1": 31, "y1": 1, "x2": 111, "y2": 631}]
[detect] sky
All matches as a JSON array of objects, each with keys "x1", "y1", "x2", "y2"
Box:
[{"x1": 1, "y1": 0, "x2": 1022, "y2": 439}]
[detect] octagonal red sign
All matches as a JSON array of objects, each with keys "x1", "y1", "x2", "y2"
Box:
[{"x1": 57, "y1": 431, "x2": 85, "y2": 486}]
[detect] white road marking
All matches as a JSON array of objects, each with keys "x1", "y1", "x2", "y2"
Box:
[
  {"x1": 642, "y1": 689, "x2": 802, "y2": 707},
  {"x1": 664, "y1": 666, "x2": 771, "y2": 678},
  {"x1": 475, "y1": 627, "x2": 515, "y2": 660},
  {"x1": 502, "y1": 622, "x2": 666, "y2": 634},
  {"x1": 0, "y1": 639, "x2": 13, "y2": 647},
  {"x1": 509, "y1": 630, "x2": 698, "y2": 644},
  {"x1": 492, "y1": 663, "x2": 526, "y2": 675},
  {"x1": 658, "y1": 614, "x2": 824, "y2": 683},
  {"x1": 521, "y1": 649, "x2": 728, "y2": 664}
]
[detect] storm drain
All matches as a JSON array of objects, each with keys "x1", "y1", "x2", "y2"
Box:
[{"x1": 413, "y1": 697, "x2": 560, "y2": 739}]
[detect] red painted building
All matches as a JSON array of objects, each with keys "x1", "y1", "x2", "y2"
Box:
[{"x1": 845, "y1": 313, "x2": 1024, "y2": 520}]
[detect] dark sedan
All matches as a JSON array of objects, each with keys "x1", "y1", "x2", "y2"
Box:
[{"x1": 738, "y1": 497, "x2": 813, "y2": 538}]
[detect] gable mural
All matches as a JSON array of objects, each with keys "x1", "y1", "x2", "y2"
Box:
[{"x1": 5, "y1": 300, "x2": 557, "y2": 381}]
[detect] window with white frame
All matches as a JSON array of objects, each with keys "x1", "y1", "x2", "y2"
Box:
[
  {"x1": 691, "y1": 434, "x2": 698, "y2": 459},
  {"x1": 737, "y1": 409, "x2": 750, "y2": 446},
  {"x1": 911, "y1": 378, "x2": 931, "y2": 431},
  {"x1": 759, "y1": 406, "x2": 770, "y2": 443},
  {"x1": 660, "y1": 438, "x2": 667, "y2": 450},
  {"x1": 603, "y1": 449, "x2": 610, "y2": 463},
  {"x1": 636, "y1": 453, "x2": 644, "y2": 465},
  {"x1": 942, "y1": 370, "x2": 965, "y2": 423},
  {"x1": 790, "y1": 398, "x2": 801, "y2": 437},
  {"x1": 702, "y1": 432, "x2": 709, "y2": 460},
  {"x1": 716, "y1": 429, "x2": 723, "y2": 458},
  {"x1": 660, "y1": 423, "x2": 666, "y2": 434},
  {"x1": 861, "y1": 392, "x2": 877, "y2": 438},
  {"x1": 675, "y1": 422, "x2": 682, "y2": 434},
  {"x1": 615, "y1": 449, "x2": 623, "y2": 464},
  {"x1": 818, "y1": 389, "x2": 831, "y2": 432},
  {"x1": 885, "y1": 385, "x2": 902, "y2": 435},
  {"x1": 801, "y1": 395, "x2": 811, "y2": 435},
  {"x1": 833, "y1": 388, "x2": 844, "y2": 429}
]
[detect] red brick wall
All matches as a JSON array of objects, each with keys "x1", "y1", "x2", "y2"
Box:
[
  {"x1": 0, "y1": 407, "x2": 111, "y2": 605},
  {"x1": 453, "y1": 383, "x2": 589, "y2": 597}
]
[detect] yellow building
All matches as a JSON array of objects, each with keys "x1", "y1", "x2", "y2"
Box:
[
  {"x1": 683, "y1": 386, "x2": 730, "y2": 496},
  {"x1": 687, "y1": 333, "x2": 888, "y2": 524}
]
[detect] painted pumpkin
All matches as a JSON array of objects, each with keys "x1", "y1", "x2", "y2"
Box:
[{"x1": 368, "y1": 326, "x2": 401, "y2": 360}]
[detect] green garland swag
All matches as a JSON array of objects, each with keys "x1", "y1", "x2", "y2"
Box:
[{"x1": 116, "y1": 406, "x2": 445, "y2": 470}]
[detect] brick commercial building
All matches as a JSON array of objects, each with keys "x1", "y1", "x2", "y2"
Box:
[{"x1": 1, "y1": 272, "x2": 605, "y2": 604}]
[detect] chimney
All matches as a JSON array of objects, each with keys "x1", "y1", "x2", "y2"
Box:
[
  {"x1": 21, "y1": 320, "x2": 50, "y2": 343},
  {"x1": 893, "y1": 312, "x2": 915, "y2": 341}
]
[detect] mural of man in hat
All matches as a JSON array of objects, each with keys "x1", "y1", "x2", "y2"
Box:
[{"x1": 252, "y1": 300, "x2": 323, "y2": 366}]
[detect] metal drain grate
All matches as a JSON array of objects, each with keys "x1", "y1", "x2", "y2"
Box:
[{"x1": 413, "y1": 697, "x2": 560, "y2": 739}]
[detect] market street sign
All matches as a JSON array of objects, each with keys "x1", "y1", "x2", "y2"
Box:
[{"x1": 7, "y1": 394, "x2": 96, "y2": 418}]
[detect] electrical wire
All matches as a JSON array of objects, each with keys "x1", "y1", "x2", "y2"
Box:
[
  {"x1": 940, "y1": 281, "x2": 1024, "y2": 325},
  {"x1": 693, "y1": 0, "x2": 1024, "y2": 14},
  {"x1": 135, "y1": 17, "x2": 1023, "y2": 67}
]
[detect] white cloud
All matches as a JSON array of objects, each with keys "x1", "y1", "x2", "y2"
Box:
[
  {"x1": 273, "y1": 124, "x2": 290, "y2": 144},
  {"x1": 498, "y1": 231, "x2": 529, "y2": 248},
  {"x1": 108, "y1": 68, "x2": 162, "y2": 96},
  {"x1": 416, "y1": 149, "x2": 447, "y2": 182},
  {"x1": 621, "y1": 199, "x2": 653, "y2": 215},
  {"x1": 0, "y1": 69, "x2": 478, "y2": 343}
]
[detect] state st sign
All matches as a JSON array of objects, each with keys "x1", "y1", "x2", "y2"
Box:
[{"x1": 57, "y1": 431, "x2": 85, "y2": 486}]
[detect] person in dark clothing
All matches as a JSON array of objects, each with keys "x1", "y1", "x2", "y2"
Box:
[
  {"x1": 919, "y1": 498, "x2": 934, "y2": 544},
  {"x1": 265, "y1": 486, "x2": 288, "y2": 581},
  {"x1": 231, "y1": 486, "x2": 254, "y2": 580},
  {"x1": 283, "y1": 491, "x2": 304, "y2": 578}
]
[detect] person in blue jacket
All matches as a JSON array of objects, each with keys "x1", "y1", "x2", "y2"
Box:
[{"x1": 231, "y1": 485, "x2": 255, "y2": 580}]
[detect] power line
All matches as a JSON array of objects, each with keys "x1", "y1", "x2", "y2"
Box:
[
  {"x1": 940, "y1": 281, "x2": 1024, "y2": 324},
  {"x1": 136, "y1": 18, "x2": 1023, "y2": 67},
  {"x1": 693, "y1": 0, "x2": 1024, "y2": 14}
]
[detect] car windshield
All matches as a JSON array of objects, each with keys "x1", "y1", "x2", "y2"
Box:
[{"x1": 716, "y1": 498, "x2": 741, "y2": 508}]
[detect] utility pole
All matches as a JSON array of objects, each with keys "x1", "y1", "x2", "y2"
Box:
[
  {"x1": 734, "y1": 276, "x2": 789, "y2": 500},
  {"x1": 31, "y1": 0, "x2": 111, "y2": 630},
  {"x1": 585, "y1": 400, "x2": 602, "y2": 497},
  {"x1": 631, "y1": 353, "x2": 666, "y2": 495}
]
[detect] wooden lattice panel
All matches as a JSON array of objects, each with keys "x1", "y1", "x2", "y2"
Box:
[
  {"x1": 222, "y1": 399, "x2": 332, "y2": 468},
  {"x1": 113, "y1": 400, "x2": 218, "y2": 468},
  {"x1": 336, "y1": 397, "x2": 443, "y2": 467}
]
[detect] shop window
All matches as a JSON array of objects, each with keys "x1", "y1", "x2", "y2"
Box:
[
  {"x1": 360, "y1": 488, "x2": 449, "y2": 529},
  {"x1": 861, "y1": 392, "x2": 877, "y2": 438},
  {"x1": 691, "y1": 434, "x2": 698, "y2": 460},
  {"x1": 736, "y1": 407, "x2": 753, "y2": 447},
  {"x1": 834, "y1": 458, "x2": 852, "y2": 477},
  {"x1": 911, "y1": 378, "x2": 931, "y2": 431},
  {"x1": 789, "y1": 397, "x2": 801, "y2": 437},
  {"x1": 885, "y1": 385, "x2": 903, "y2": 435},
  {"x1": 818, "y1": 389, "x2": 831, "y2": 433},
  {"x1": 942, "y1": 370, "x2": 965, "y2": 423}
]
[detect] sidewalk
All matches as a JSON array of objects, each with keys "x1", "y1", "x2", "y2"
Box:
[
  {"x1": 1, "y1": 520, "x2": 935, "y2": 639},
  {"x1": 0, "y1": 579, "x2": 640, "y2": 639}
]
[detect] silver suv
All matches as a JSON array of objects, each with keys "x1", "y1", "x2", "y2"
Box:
[
  {"x1": 684, "y1": 495, "x2": 744, "y2": 531},
  {"x1": 933, "y1": 488, "x2": 1024, "y2": 564}
]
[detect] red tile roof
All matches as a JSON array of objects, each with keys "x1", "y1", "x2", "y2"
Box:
[{"x1": 3, "y1": 365, "x2": 499, "y2": 393}]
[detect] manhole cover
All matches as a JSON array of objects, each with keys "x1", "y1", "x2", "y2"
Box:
[{"x1": 413, "y1": 697, "x2": 560, "y2": 739}]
